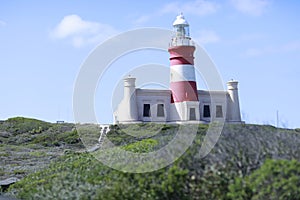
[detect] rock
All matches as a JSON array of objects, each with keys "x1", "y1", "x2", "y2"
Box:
[
  {"x1": 87, "y1": 144, "x2": 101, "y2": 152},
  {"x1": 0, "y1": 132, "x2": 11, "y2": 138},
  {"x1": 0, "y1": 195, "x2": 18, "y2": 200},
  {"x1": 0, "y1": 177, "x2": 19, "y2": 186},
  {"x1": 0, "y1": 177, "x2": 19, "y2": 194}
]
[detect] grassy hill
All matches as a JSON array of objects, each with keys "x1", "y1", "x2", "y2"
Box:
[{"x1": 1, "y1": 117, "x2": 300, "y2": 199}]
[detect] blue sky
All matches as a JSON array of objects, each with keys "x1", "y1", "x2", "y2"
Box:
[{"x1": 0, "y1": 0, "x2": 299, "y2": 128}]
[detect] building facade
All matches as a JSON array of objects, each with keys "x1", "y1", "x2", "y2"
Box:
[{"x1": 114, "y1": 14, "x2": 242, "y2": 124}]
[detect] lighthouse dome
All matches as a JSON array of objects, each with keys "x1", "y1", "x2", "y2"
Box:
[{"x1": 173, "y1": 13, "x2": 189, "y2": 27}]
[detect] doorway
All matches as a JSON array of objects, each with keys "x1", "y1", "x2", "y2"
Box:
[{"x1": 189, "y1": 108, "x2": 196, "y2": 120}]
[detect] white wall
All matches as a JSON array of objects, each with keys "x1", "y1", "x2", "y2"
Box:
[
  {"x1": 136, "y1": 89, "x2": 171, "y2": 122},
  {"x1": 116, "y1": 88, "x2": 242, "y2": 123}
]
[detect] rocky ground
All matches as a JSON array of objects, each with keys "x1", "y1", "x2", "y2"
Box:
[
  {"x1": 0, "y1": 117, "x2": 85, "y2": 191},
  {"x1": 0, "y1": 144, "x2": 82, "y2": 181}
]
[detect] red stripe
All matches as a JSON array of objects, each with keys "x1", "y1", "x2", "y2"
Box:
[
  {"x1": 168, "y1": 46, "x2": 195, "y2": 65},
  {"x1": 170, "y1": 81, "x2": 198, "y2": 103},
  {"x1": 170, "y1": 57, "x2": 192, "y2": 65}
]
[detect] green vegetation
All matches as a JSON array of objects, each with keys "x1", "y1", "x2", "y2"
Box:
[
  {"x1": 28, "y1": 151, "x2": 47, "y2": 157},
  {"x1": 228, "y1": 159, "x2": 300, "y2": 200},
  {"x1": 1, "y1": 117, "x2": 52, "y2": 135},
  {"x1": 0, "y1": 152, "x2": 10, "y2": 157},
  {"x1": 105, "y1": 123, "x2": 178, "y2": 148},
  {"x1": 31, "y1": 129, "x2": 81, "y2": 147},
  {"x1": 13, "y1": 169, "x2": 26, "y2": 175},
  {"x1": 0, "y1": 168, "x2": 5, "y2": 176},
  {"x1": 122, "y1": 138, "x2": 158, "y2": 153},
  {"x1": 1, "y1": 117, "x2": 300, "y2": 199},
  {"x1": 0, "y1": 117, "x2": 84, "y2": 191},
  {"x1": 0, "y1": 117, "x2": 81, "y2": 147}
]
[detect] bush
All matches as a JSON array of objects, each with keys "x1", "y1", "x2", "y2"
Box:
[
  {"x1": 6, "y1": 123, "x2": 300, "y2": 200},
  {"x1": 4, "y1": 117, "x2": 51, "y2": 135},
  {"x1": 122, "y1": 139, "x2": 158, "y2": 153},
  {"x1": 228, "y1": 159, "x2": 300, "y2": 200},
  {"x1": 9, "y1": 152, "x2": 190, "y2": 200},
  {"x1": 31, "y1": 129, "x2": 81, "y2": 147}
]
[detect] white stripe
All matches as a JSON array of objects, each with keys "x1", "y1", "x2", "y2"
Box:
[{"x1": 170, "y1": 64, "x2": 196, "y2": 82}]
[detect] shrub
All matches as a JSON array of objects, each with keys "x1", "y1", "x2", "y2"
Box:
[
  {"x1": 5, "y1": 117, "x2": 51, "y2": 135},
  {"x1": 31, "y1": 129, "x2": 81, "y2": 147},
  {"x1": 6, "y1": 123, "x2": 300, "y2": 200},
  {"x1": 228, "y1": 159, "x2": 300, "y2": 200},
  {"x1": 122, "y1": 138, "x2": 158, "y2": 153}
]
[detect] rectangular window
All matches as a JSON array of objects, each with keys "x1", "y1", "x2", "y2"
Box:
[
  {"x1": 189, "y1": 108, "x2": 196, "y2": 120},
  {"x1": 203, "y1": 105, "x2": 210, "y2": 118},
  {"x1": 216, "y1": 105, "x2": 223, "y2": 118},
  {"x1": 143, "y1": 104, "x2": 151, "y2": 117},
  {"x1": 157, "y1": 104, "x2": 165, "y2": 117}
]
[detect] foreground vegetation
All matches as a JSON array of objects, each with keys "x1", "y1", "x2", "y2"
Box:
[
  {"x1": 0, "y1": 117, "x2": 83, "y2": 183},
  {"x1": 1, "y1": 117, "x2": 300, "y2": 199}
]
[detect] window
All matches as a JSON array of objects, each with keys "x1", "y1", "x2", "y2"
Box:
[
  {"x1": 216, "y1": 105, "x2": 223, "y2": 118},
  {"x1": 203, "y1": 105, "x2": 210, "y2": 118},
  {"x1": 157, "y1": 104, "x2": 165, "y2": 117},
  {"x1": 143, "y1": 104, "x2": 151, "y2": 117},
  {"x1": 189, "y1": 108, "x2": 196, "y2": 120}
]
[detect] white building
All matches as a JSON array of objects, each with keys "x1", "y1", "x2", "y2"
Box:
[{"x1": 114, "y1": 14, "x2": 242, "y2": 124}]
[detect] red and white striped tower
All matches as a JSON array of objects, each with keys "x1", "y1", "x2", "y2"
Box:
[{"x1": 169, "y1": 13, "x2": 200, "y2": 121}]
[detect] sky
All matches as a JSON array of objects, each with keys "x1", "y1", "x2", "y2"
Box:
[{"x1": 0, "y1": 0, "x2": 299, "y2": 128}]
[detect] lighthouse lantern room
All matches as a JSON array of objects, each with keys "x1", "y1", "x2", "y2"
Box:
[{"x1": 171, "y1": 13, "x2": 192, "y2": 46}]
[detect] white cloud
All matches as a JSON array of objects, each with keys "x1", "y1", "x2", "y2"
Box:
[
  {"x1": 237, "y1": 33, "x2": 265, "y2": 42},
  {"x1": 50, "y1": 14, "x2": 118, "y2": 47},
  {"x1": 161, "y1": 0, "x2": 220, "y2": 16},
  {"x1": 0, "y1": 20, "x2": 6, "y2": 27},
  {"x1": 226, "y1": 33, "x2": 266, "y2": 45},
  {"x1": 230, "y1": 0, "x2": 270, "y2": 16},
  {"x1": 133, "y1": 15, "x2": 152, "y2": 25},
  {"x1": 282, "y1": 41, "x2": 300, "y2": 52},
  {"x1": 194, "y1": 30, "x2": 220, "y2": 45},
  {"x1": 132, "y1": 0, "x2": 220, "y2": 26},
  {"x1": 244, "y1": 41, "x2": 300, "y2": 57},
  {"x1": 244, "y1": 46, "x2": 273, "y2": 57}
]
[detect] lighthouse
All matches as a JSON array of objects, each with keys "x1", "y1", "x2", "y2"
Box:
[
  {"x1": 169, "y1": 13, "x2": 200, "y2": 121},
  {"x1": 114, "y1": 13, "x2": 242, "y2": 124}
]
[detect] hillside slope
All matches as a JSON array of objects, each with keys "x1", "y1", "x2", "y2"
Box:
[{"x1": 0, "y1": 118, "x2": 300, "y2": 199}]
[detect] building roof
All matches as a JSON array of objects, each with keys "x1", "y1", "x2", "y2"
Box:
[{"x1": 172, "y1": 13, "x2": 189, "y2": 27}]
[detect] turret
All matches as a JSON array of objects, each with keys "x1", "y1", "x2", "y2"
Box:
[
  {"x1": 116, "y1": 77, "x2": 138, "y2": 122},
  {"x1": 226, "y1": 80, "x2": 241, "y2": 122}
]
